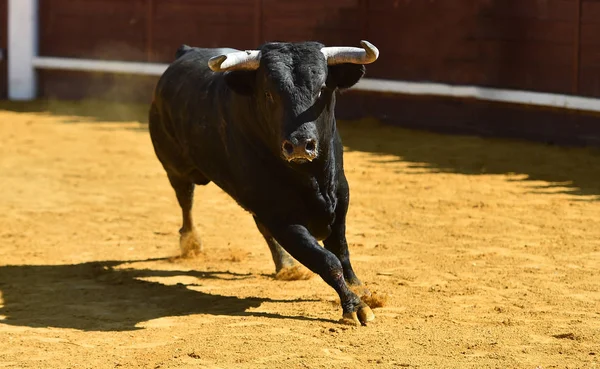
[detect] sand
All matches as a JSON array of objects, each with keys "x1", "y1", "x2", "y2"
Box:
[{"x1": 0, "y1": 101, "x2": 599, "y2": 368}]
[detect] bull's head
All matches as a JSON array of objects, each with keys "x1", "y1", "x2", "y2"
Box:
[{"x1": 208, "y1": 41, "x2": 379, "y2": 164}]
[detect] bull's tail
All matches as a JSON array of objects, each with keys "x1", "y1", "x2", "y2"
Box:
[{"x1": 175, "y1": 44, "x2": 193, "y2": 60}]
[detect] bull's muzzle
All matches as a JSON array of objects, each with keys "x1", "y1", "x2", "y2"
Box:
[{"x1": 281, "y1": 138, "x2": 318, "y2": 163}]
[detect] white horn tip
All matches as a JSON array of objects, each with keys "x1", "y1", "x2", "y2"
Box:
[
  {"x1": 208, "y1": 55, "x2": 227, "y2": 72},
  {"x1": 360, "y1": 40, "x2": 380, "y2": 62}
]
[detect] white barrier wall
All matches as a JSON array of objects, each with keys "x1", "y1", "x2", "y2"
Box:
[{"x1": 8, "y1": 0, "x2": 37, "y2": 100}]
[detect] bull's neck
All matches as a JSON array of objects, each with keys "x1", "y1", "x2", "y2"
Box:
[{"x1": 230, "y1": 94, "x2": 336, "y2": 188}]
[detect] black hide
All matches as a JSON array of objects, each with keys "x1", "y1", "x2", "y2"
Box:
[{"x1": 149, "y1": 41, "x2": 370, "y2": 318}]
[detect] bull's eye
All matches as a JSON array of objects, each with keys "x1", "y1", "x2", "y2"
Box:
[{"x1": 265, "y1": 91, "x2": 274, "y2": 103}]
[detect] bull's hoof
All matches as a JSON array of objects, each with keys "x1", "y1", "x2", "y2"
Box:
[
  {"x1": 357, "y1": 304, "x2": 375, "y2": 323},
  {"x1": 179, "y1": 230, "x2": 203, "y2": 258},
  {"x1": 340, "y1": 312, "x2": 361, "y2": 326},
  {"x1": 275, "y1": 265, "x2": 313, "y2": 281},
  {"x1": 341, "y1": 304, "x2": 375, "y2": 326}
]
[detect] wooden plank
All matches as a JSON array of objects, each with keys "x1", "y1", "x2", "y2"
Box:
[
  {"x1": 40, "y1": 0, "x2": 145, "y2": 17},
  {"x1": 254, "y1": 0, "x2": 263, "y2": 46},
  {"x1": 262, "y1": 25, "x2": 360, "y2": 45},
  {"x1": 365, "y1": 38, "x2": 574, "y2": 85},
  {"x1": 468, "y1": 18, "x2": 576, "y2": 44},
  {"x1": 365, "y1": 1, "x2": 576, "y2": 95},
  {"x1": 262, "y1": 0, "x2": 361, "y2": 44},
  {"x1": 578, "y1": 66, "x2": 600, "y2": 97},
  {"x1": 0, "y1": 0, "x2": 6, "y2": 98},
  {"x1": 368, "y1": 0, "x2": 479, "y2": 14},
  {"x1": 151, "y1": 24, "x2": 255, "y2": 63},
  {"x1": 154, "y1": 1, "x2": 254, "y2": 20},
  {"x1": 369, "y1": 0, "x2": 576, "y2": 20},
  {"x1": 580, "y1": 2, "x2": 600, "y2": 96},
  {"x1": 146, "y1": 0, "x2": 154, "y2": 61},
  {"x1": 368, "y1": 31, "x2": 574, "y2": 63},
  {"x1": 476, "y1": 0, "x2": 578, "y2": 21},
  {"x1": 580, "y1": 24, "x2": 600, "y2": 45},
  {"x1": 40, "y1": 0, "x2": 364, "y2": 63},
  {"x1": 366, "y1": 54, "x2": 573, "y2": 94},
  {"x1": 263, "y1": 0, "x2": 358, "y2": 11},
  {"x1": 151, "y1": 0, "x2": 256, "y2": 61},
  {"x1": 581, "y1": 0, "x2": 600, "y2": 24},
  {"x1": 579, "y1": 44, "x2": 600, "y2": 68},
  {"x1": 261, "y1": 1, "x2": 361, "y2": 22},
  {"x1": 578, "y1": 0, "x2": 600, "y2": 96},
  {"x1": 574, "y1": 0, "x2": 582, "y2": 94},
  {"x1": 39, "y1": 0, "x2": 148, "y2": 61}
]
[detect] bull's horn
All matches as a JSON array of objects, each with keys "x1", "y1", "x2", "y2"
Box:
[
  {"x1": 208, "y1": 50, "x2": 261, "y2": 72},
  {"x1": 320, "y1": 40, "x2": 379, "y2": 65}
]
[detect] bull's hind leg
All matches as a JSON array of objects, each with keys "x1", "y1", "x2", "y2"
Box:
[
  {"x1": 254, "y1": 218, "x2": 294, "y2": 271},
  {"x1": 254, "y1": 218, "x2": 312, "y2": 280},
  {"x1": 167, "y1": 173, "x2": 202, "y2": 257}
]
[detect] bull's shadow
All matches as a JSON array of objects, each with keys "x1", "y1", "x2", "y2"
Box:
[
  {"x1": 337, "y1": 118, "x2": 600, "y2": 200},
  {"x1": 0, "y1": 258, "x2": 328, "y2": 332}
]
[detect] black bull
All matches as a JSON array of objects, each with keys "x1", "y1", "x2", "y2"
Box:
[{"x1": 149, "y1": 41, "x2": 379, "y2": 325}]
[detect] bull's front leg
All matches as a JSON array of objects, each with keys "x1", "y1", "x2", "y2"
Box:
[
  {"x1": 323, "y1": 174, "x2": 371, "y2": 297},
  {"x1": 267, "y1": 223, "x2": 374, "y2": 326}
]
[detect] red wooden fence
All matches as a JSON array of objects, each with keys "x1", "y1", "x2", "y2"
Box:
[{"x1": 33, "y1": 0, "x2": 600, "y2": 100}]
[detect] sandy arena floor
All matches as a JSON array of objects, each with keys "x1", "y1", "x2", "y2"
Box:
[{"x1": 0, "y1": 101, "x2": 599, "y2": 368}]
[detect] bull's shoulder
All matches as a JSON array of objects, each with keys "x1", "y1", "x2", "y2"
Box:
[
  {"x1": 175, "y1": 44, "x2": 193, "y2": 59},
  {"x1": 156, "y1": 47, "x2": 231, "y2": 101},
  {"x1": 159, "y1": 46, "x2": 239, "y2": 88},
  {"x1": 174, "y1": 45, "x2": 241, "y2": 62}
]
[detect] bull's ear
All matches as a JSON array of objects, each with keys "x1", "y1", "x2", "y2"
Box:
[
  {"x1": 224, "y1": 70, "x2": 256, "y2": 95},
  {"x1": 328, "y1": 64, "x2": 366, "y2": 90}
]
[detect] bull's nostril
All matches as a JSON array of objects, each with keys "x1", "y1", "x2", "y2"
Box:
[
  {"x1": 305, "y1": 140, "x2": 316, "y2": 153},
  {"x1": 282, "y1": 141, "x2": 294, "y2": 156}
]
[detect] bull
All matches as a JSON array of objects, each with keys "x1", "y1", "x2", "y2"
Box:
[{"x1": 149, "y1": 40, "x2": 379, "y2": 325}]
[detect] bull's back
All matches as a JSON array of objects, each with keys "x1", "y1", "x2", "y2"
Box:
[
  {"x1": 153, "y1": 46, "x2": 237, "y2": 112},
  {"x1": 149, "y1": 46, "x2": 237, "y2": 179}
]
